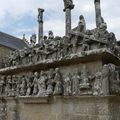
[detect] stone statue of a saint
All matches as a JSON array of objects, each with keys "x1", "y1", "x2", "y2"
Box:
[
  {"x1": 30, "y1": 34, "x2": 36, "y2": 46},
  {"x1": 32, "y1": 72, "x2": 39, "y2": 95},
  {"x1": 0, "y1": 76, "x2": 5, "y2": 95},
  {"x1": 63, "y1": 73, "x2": 72, "y2": 96},
  {"x1": 48, "y1": 30, "x2": 54, "y2": 39},
  {"x1": 46, "y1": 69, "x2": 55, "y2": 96},
  {"x1": 77, "y1": 15, "x2": 86, "y2": 33},
  {"x1": 38, "y1": 8, "x2": 44, "y2": 23},
  {"x1": 19, "y1": 76, "x2": 27, "y2": 96},
  {"x1": 53, "y1": 68, "x2": 62, "y2": 95},
  {"x1": 37, "y1": 71, "x2": 47, "y2": 97},
  {"x1": 101, "y1": 64, "x2": 110, "y2": 95},
  {"x1": 93, "y1": 71, "x2": 102, "y2": 95},
  {"x1": 72, "y1": 70, "x2": 80, "y2": 95}
]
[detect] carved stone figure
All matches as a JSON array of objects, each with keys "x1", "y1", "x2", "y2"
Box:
[
  {"x1": 72, "y1": 70, "x2": 80, "y2": 95},
  {"x1": 109, "y1": 64, "x2": 120, "y2": 94},
  {"x1": 26, "y1": 76, "x2": 32, "y2": 96},
  {"x1": 19, "y1": 76, "x2": 27, "y2": 96},
  {"x1": 53, "y1": 68, "x2": 62, "y2": 95},
  {"x1": 28, "y1": 47, "x2": 35, "y2": 64},
  {"x1": 30, "y1": 34, "x2": 36, "y2": 46},
  {"x1": 37, "y1": 71, "x2": 47, "y2": 97},
  {"x1": 5, "y1": 76, "x2": 12, "y2": 96},
  {"x1": 98, "y1": 17, "x2": 109, "y2": 42},
  {"x1": 16, "y1": 76, "x2": 21, "y2": 96},
  {"x1": 9, "y1": 51, "x2": 15, "y2": 66},
  {"x1": 77, "y1": 15, "x2": 86, "y2": 33},
  {"x1": 46, "y1": 69, "x2": 55, "y2": 96},
  {"x1": 63, "y1": 73, "x2": 72, "y2": 96},
  {"x1": 101, "y1": 64, "x2": 110, "y2": 95},
  {"x1": 12, "y1": 75, "x2": 18, "y2": 96},
  {"x1": 79, "y1": 65, "x2": 91, "y2": 95},
  {"x1": 32, "y1": 72, "x2": 39, "y2": 95},
  {"x1": 19, "y1": 49, "x2": 26, "y2": 64},
  {"x1": 93, "y1": 71, "x2": 102, "y2": 95},
  {"x1": 48, "y1": 30, "x2": 54, "y2": 39},
  {"x1": 0, "y1": 76, "x2": 5, "y2": 95},
  {"x1": 35, "y1": 47, "x2": 44, "y2": 61},
  {"x1": 62, "y1": 36, "x2": 72, "y2": 57},
  {"x1": 79, "y1": 65, "x2": 90, "y2": 87}
]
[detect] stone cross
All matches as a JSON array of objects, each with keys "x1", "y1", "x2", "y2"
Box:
[
  {"x1": 38, "y1": 8, "x2": 44, "y2": 44},
  {"x1": 63, "y1": 0, "x2": 74, "y2": 37},
  {"x1": 94, "y1": 0, "x2": 102, "y2": 28}
]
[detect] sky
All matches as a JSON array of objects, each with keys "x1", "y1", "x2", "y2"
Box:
[{"x1": 0, "y1": 0, "x2": 120, "y2": 42}]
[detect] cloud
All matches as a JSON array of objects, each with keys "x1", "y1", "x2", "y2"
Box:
[{"x1": 0, "y1": 0, "x2": 120, "y2": 40}]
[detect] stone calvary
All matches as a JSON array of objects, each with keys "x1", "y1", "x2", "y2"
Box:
[{"x1": 0, "y1": 0, "x2": 120, "y2": 120}]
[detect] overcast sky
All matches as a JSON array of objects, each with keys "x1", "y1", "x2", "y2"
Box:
[{"x1": 0, "y1": 0, "x2": 120, "y2": 41}]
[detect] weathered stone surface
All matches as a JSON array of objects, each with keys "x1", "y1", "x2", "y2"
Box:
[{"x1": 0, "y1": 0, "x2": 120, "y2": 120}]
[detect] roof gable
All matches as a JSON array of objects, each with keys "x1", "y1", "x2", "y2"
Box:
[{"x1": 0, "y1": 32, "x2": 28, "y2": 50}]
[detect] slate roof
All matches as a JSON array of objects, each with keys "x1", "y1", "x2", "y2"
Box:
[{"x1": 0, "y1": 31, "x2": 28, "y2": 50}]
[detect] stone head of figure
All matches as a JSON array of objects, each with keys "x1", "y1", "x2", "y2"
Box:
[
  {"x1": 49, "y1": 30, "x2": 53, "y2": 36},
  {"x1": 34, "y1": 72, "x2": 39, "y2": 77},
  {"x1": 1, "y1": 76, "x2": 5, "y2": 80},
  {"x1": 44, "y1": 36, "x2": 47, "y2": 40},
  {"x1": 55, "y1": 68, "x2": 60, "y2": 73},
  {"x1": 74, "y1": 69, "x2": 79, "y2": 75},
  {"x1": 7, "y1": 75, "x2": 11, "y2": 80},
  {"x1": 109, "y1": 32, "x2": 115, "y2": 39},
  {"x1": 38, "y1": 8, "x2": 44, "y2": 14},
  {"x1": 79, "y1": 15, "x2": 84, "y2": 20},
  {"x1": 12, "y1": 75, "x2": 16, "y2": 79},
  {"x1": 40, "y1": 71, "x2": 45, "y2": 76}
]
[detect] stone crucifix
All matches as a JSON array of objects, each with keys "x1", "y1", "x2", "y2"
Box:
[
  {"x1": 38, "y1": 8, "x2": 44, "y2": 44},
  {"x1": 63, "y1": 0, "x2": 74, "y2": 37},
  {"x1": 94, "y1": 0, "x2": 102, "y2": 28}
]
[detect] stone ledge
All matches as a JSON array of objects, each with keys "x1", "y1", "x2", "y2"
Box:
[
  {"x1": 0, "y1": 48, "x2": 120, "y2": 75},
  {"x1": 18, "y1": 96, "x2": 53, "y2": 104}
]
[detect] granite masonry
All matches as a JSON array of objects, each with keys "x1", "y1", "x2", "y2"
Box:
[{"x1": 0, "y1": 0, "x2": 120, "y2": 120}]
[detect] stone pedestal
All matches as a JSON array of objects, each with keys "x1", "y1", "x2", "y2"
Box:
[{"x1": 2, "y1": 96, "x2": 119, "y2": 120}]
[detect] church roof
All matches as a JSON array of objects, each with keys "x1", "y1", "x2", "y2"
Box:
[{"x1": 0, "y1": 31, "x2": 28, "y2": 50}]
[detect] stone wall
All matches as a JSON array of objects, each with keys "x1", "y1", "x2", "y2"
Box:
[{"x1": 0, "y1": 45, "x2": 13, "y2": 68}]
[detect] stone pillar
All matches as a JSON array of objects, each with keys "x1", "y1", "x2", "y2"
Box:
[
  {"x1": 63, "y1": 0, "x2": 74, "y2": 37},
  {"x1": 94, "y1": 0, "x2": 102, "y2": 28},
  {"x1": 38, "y1": 8, "x2": 44, "y2": 44},
  {"x1": 65, "y1": 8, "x2": 72, "y2": 37}
]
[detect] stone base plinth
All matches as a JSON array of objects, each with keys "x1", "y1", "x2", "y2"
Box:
[{"x1": 2, "y1": 96, "x2": 118, "y2": 120}]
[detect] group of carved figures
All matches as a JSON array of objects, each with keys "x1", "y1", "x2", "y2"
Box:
[
  {"x1": 0, "y1": 64, "x2": 120, "y2": 97},
  {"x1": 1, "y1": 14, "x2": 120, "y2": 68}
]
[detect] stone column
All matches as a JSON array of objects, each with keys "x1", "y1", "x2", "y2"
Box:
[
  {"x1": 63, "y1": 0, "x2": 74, "y2": 37},
  {"x1": 94, "y1": 0, "x2": 102, "y2": 28},
  {"x1": 38, "y1": 8, "x2": 44, "y2": 44}
]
